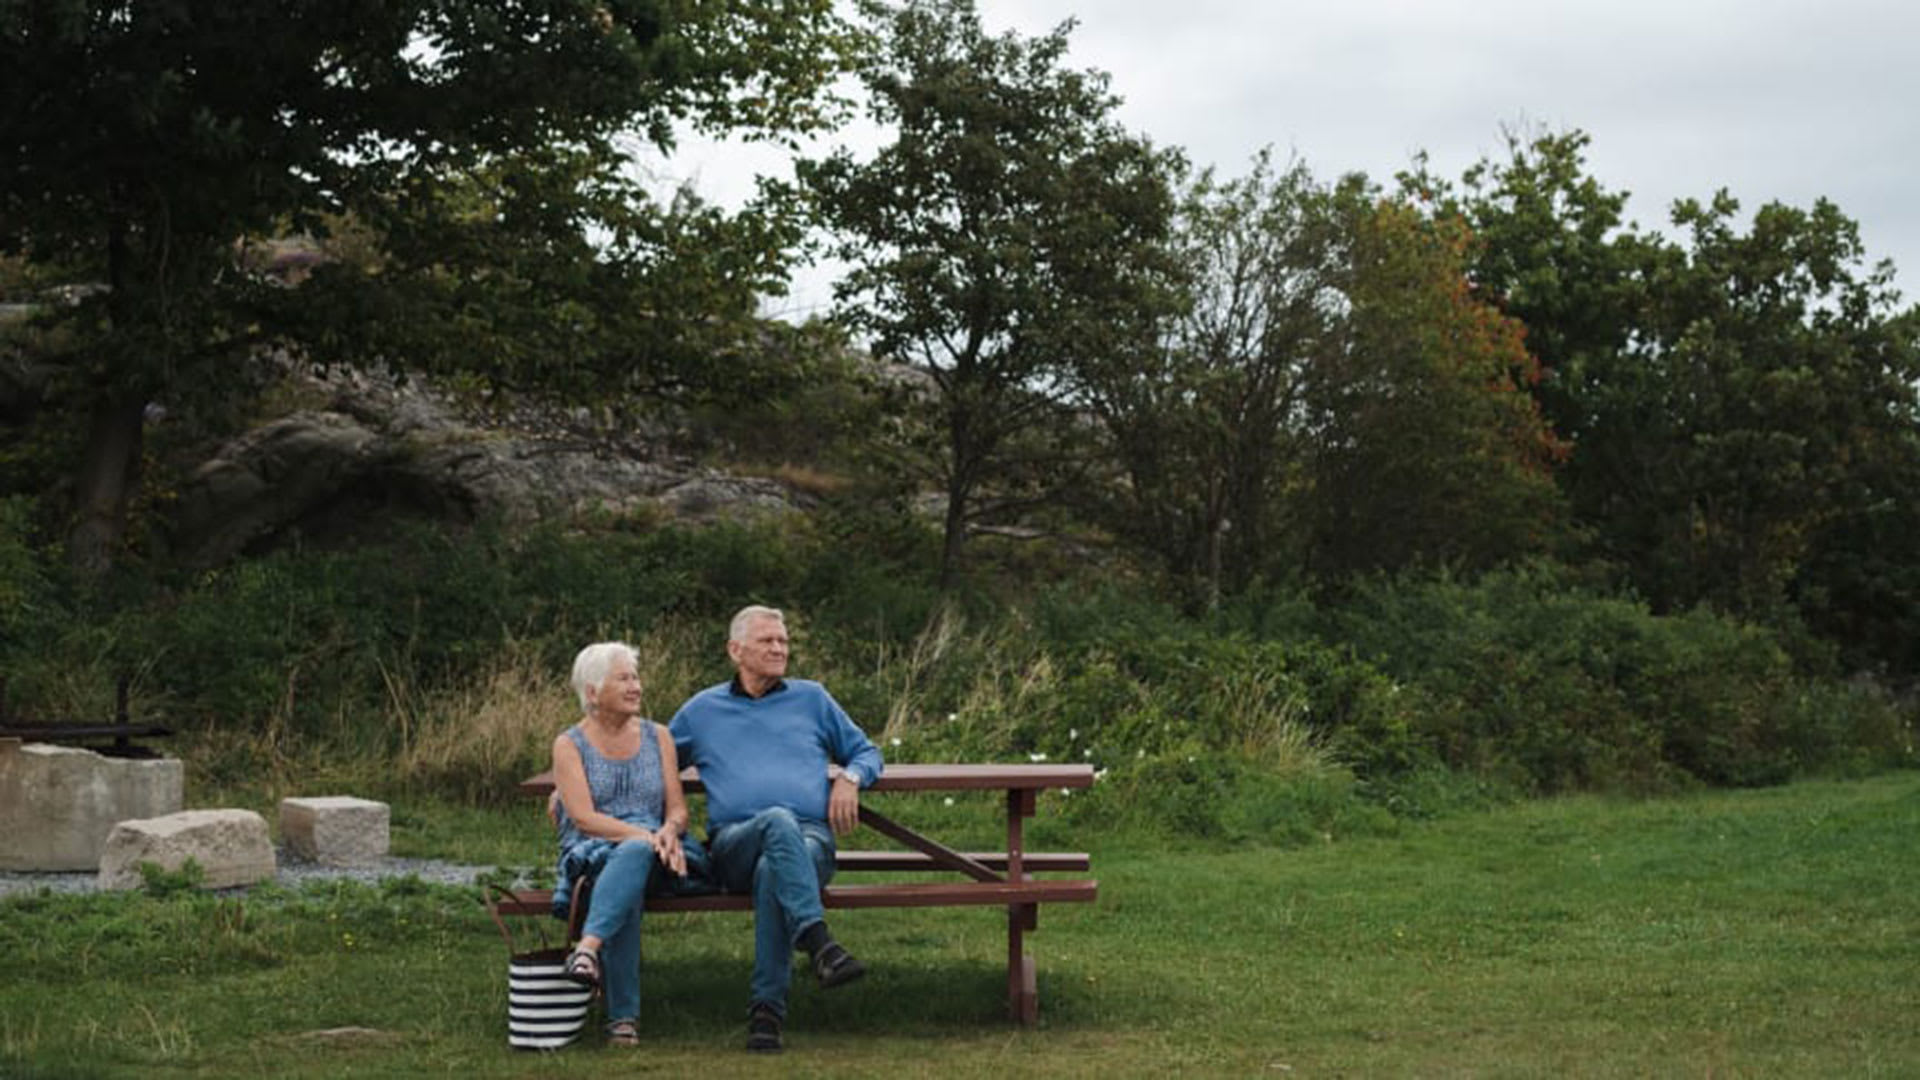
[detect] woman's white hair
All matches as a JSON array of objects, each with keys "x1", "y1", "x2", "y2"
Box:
[
  {"x1": 570, "y1": 641, "x2": 639, "y2": 714},
  {"x1": 728, "y1": 605, "x2": 785, "y2": 643}
]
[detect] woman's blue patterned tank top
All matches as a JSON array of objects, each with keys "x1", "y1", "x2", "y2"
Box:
[{"x1": 555, "y1": 720, "x2": 664, "y2": 854}]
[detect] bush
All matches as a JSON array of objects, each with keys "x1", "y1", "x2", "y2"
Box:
[{"x1": 1323, "y1": 567, "x2": 1916, "y2": 792}]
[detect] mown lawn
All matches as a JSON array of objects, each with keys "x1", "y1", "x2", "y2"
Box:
[{"x1": 3, "y1": 773, "x2": 1916, "y2": 1078}]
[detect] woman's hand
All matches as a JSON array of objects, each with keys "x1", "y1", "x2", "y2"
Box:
[{"x1": 650, "y1": 825, "x2": 687, "y2": 876}]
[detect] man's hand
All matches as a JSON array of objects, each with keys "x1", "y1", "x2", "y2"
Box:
[{"x1": 829, "y1": 775, "x2": 861, "y2": 836}]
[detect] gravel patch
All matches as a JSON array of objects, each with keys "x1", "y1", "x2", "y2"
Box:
[{"x1": 0, "y1": 848, "x2": 494, "y2": 899}]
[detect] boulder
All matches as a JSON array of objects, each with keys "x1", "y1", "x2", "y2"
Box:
[
  {"x1": 0, "y1": 740, "x2": 185, "y2": 871},
  {"x1": 97, "y1": 808, "x2": 276, "y2": 891},
  {"x1": 280, "y1": 795, "x2": 390, "y2": 866}
]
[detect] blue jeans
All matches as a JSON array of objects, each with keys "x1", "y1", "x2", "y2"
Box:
[
  {"x1": 577, "y1": 836, "x2": 712, "y2": 1024},
  {"x1": 707, "y1": 807, "x2": 837, "y2": 1013}
]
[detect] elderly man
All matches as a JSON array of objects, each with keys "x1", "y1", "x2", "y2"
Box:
[{"x1": 669, "y1": 604, "x2": 883, "y2": 1053}]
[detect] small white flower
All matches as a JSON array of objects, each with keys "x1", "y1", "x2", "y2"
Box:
[
  {"x1": 1136, "y1": 749, "x2": 1145, "y2": 759},
  {"x1": 1082, "y1": 748, "x2": 1092, "y2": 759},
  {"x1": 943, "y1": 797, "x2": 955, "y2": 806},
  {"x1": 1093, "y1": 768, "x2": 1108, "y2": 781},
  {"x1": 946, "y1": 712, "x2": 958, "y2": 722},
  {"x1": 1028, "y1": 752, "x2": 1048, "y2": 762},
  {"x1": 890, "y1": 737, "x2": 902, "y2": 747},
  {"x1": 1069, "y1": 727, "x2": 1079, "y2": 741}
]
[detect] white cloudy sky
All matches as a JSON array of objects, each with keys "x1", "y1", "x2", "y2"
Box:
[{"x1": 658, "y1": 0, "x2": 1920, "y2": 322}]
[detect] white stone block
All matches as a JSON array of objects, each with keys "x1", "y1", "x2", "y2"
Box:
[
  {"x1": 0, "y1": 740, "x2": 185, "y2": 871},
  {"x1": 279, "y1": 795, "x2": 390, "y2": 866},
  {"x1": 97, "y1": 808, "x2": 276, "y2": 890}
]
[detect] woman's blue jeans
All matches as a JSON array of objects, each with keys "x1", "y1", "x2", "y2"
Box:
[
  {"x1": 578, "y1": 836, "x2": 711, "y2": 1024},
  {"x1": 707, "y1": 807, "x2": 837, "y2": 1014}
]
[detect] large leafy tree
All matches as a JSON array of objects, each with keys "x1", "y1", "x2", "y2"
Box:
[
  {"x1": 798, "y1": 0, "x2": 1180, "y2": 587},
  {"x1": 1090, "y1": 156, "x2": 1565, "y2": 602},
  {"x1": 1634, "y1": 194, "x2": 1920, "y2": 624},
  {"x1": 1299, "y1": 182, "x2": 1567, "y2": 582},
  {"x1": 0, "y1": 0, "x2": 853, "y2": 579},
  {"x1": 1077, "y1": 152, "x2": 1342, "y2": 605},
  {"x1": 1425, "y1": 129, "x2": 1920, "y2": 673}
]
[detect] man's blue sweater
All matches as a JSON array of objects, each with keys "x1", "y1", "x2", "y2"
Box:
[{"x1": 669, "y1": 678, "x2": 884, "y2": 830}]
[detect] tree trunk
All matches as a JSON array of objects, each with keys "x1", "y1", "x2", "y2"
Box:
[
  {"x1": 938, "y1": 473, "x2": 969, "y2": 591},
  {"x1": 68, "y1": 390, "x2": 147, "y2": 581}
]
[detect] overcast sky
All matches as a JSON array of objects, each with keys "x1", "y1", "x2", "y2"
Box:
[{"x1": 660, "y1": 0, "x2": 1920, "y2": 323}]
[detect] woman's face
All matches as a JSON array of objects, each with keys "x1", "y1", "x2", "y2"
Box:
[{"x1": 591, "y1": 655, "x2": 643, "y2": 719}]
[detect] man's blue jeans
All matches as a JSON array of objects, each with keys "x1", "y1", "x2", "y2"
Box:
[{"x1": 708, "y1": 807, "x2": 837, "y2": 1013}]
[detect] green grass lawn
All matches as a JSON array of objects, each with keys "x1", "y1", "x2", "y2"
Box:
[{"x1": 4, "y1": 773, "x2": 1916, "y2": 1078}]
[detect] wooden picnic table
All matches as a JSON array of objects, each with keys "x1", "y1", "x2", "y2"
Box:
[{"x1": 515, "y1": 761, "x2": 1097, "y2": 1023}]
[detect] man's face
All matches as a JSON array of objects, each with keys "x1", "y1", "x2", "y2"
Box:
[{"x1": 729, "y1": 615, "x2": 790, "y2": 687}]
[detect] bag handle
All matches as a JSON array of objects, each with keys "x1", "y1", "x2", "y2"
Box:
[{"x1": 480, "y1": 882, "x2": 559, "y2": 957}]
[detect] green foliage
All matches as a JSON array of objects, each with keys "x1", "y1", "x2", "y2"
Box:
[
  {"x1": 1420, "y1": 126, "x2": 1920, "y2": 675},
  {"x1": 1088, "y1": 150, "x2": 1568, "y2": 604},
  {"x1": 0, "y1": 0, "x2": 858, "y2": 577},
  {"x1": 137, "y1": 858, "x2": 206, "y2": 899},
  {"x1": 1326, "y1": 567, "x2": 1916, "y2": 792},
  {"x1": 800, "y1": 0, "x2": 1182, "y2": 585}
]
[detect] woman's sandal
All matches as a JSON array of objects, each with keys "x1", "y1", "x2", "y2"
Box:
[
  {"x1": 606, "y1": 1018, "x2": 640, "y2": 1046},
  {"x1": 562, "y1": 946, "x2": 601, "y2": 988}
]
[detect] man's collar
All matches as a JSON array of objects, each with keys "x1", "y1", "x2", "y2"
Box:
[{"x1": 729, "y1": 674, "x2": 789, "y2": 699}]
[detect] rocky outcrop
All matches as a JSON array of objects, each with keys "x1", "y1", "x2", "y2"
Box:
[{"x1": 166, "y1": 366, "x2": 806, "y2": 568}]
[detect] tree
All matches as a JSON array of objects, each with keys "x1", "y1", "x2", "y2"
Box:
[
  {"x1": 1631, "y1": 193, "x2": 1920, "y2": 624},
  {"x1": 1077, "y1": 152, "x2": 1342, "y2": 605},
  {"x1": 1086, "y1": 156, "x2": 1565, "y2": 601},
  {"x1": 1299, "y1": 181, "x2": 1567, "y2": 582},
  {"x1": 1426, "y1": 129, "x2": 1920, "y2": 673},
  {"x1": 0, "y1": 0, "x2": 854, "y2": 579},
  {"x1": 798, "y1": 0, "x2": 1181, "y2": 587}
]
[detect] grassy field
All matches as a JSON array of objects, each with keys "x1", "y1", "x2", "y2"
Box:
[{"x1": 3, "y1": 772, "x2": 1916, "y2": 1078}]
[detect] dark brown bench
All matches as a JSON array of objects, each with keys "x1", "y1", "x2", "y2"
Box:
[{"x1": 501, "y1": 763, "x2": 1098, "y2": 1023}]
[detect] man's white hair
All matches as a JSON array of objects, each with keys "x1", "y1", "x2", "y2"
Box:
[
  {"x1": 570, "y1": 641, "x2": 639, "y2": 714},
  {"x1": 728, "y1": 605, "x2": 785, "y2": 643}
]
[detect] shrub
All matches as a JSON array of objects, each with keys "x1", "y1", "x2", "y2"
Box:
[{"x1": 1323, "y1": 567, "x2": 1915, "y2": 792}]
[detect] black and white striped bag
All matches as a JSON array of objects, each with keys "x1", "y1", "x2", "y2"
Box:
[
  {"x1": 485, "y1": 885, "x2": 592, "y2": 1051},
  {"x1": 505, "y1": 946, "x2": 593, "y2": 1050}
]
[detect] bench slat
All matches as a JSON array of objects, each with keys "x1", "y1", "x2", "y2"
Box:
[
  {"x1": 489, "y1": 878, "x2": 1097, "y2": 919},
  {"x1": 835, "y1": 851, "x2": 1089, "y2": 873}
]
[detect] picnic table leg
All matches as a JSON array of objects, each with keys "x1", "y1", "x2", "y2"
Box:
[{"x1": 1006, "y1": 788, "x2": 1040, "y2": 1024}]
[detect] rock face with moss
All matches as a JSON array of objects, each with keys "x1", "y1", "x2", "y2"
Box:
[{"x1": 165, "y1": 366, "x2": 805, "y2": 569}]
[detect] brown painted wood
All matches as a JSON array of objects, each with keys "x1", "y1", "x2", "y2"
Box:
[
  {"x1": 857, "y1": 804, "x2": 1001, "y2": 883},
  {"x1": 489, "y1": 878, "x2": 1097, "y2": 918},
  {"x1": 518, "y1": 762, "x2": 1096, "y2": 796},
  {"x1": 834, "y1": 850, "x2": 1088, "y2": 873}
]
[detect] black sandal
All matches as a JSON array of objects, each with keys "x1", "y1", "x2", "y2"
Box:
[{"x1": 563, "y1": 946, "x2": 601, "y2": 988}]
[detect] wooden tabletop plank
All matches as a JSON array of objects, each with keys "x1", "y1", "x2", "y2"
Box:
[{"x1": 518, "y1": 762, "x2": 1095, "y2": 797}]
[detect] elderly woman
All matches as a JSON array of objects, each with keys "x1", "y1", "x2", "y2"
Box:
[{"x1": 552, "y1": 641, "x2": 706, "y2": 1046}]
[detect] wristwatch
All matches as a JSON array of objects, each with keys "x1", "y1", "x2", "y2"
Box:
[{"x1": 841, "y1": 766, "x2": 864, "y2": 787}]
